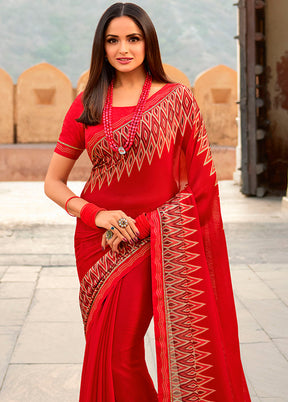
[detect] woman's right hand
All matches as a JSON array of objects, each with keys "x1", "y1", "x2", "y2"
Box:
[{"x1": 97, "y1": 210, "x2": 140, "y2": 254}]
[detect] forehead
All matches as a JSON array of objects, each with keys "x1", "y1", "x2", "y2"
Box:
[{"x1": 105, "y1": 16, "x2": 142, "y2": 35}]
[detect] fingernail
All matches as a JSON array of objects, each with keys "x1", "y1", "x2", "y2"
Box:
[
  {"x1": 136, "y1": 231, "x2": 140, "y2": 236},
  {"x1": 123, "y1": 238, "x2": 128, "y2": 242},
  {"x1": 134, "y1": 237, "x2": 138, "y2": 242},
  {"x1": 129, "y1": 240, "x2": 134, "y2": 244}
]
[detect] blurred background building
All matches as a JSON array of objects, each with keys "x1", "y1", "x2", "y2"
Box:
[{"x1": 236, "y1": 0, "x2": 288, "y2": 196}]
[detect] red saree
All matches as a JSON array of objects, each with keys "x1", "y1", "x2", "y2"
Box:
[{"x1": 55, "y1": 83, "x2": 251, "y2": 401}]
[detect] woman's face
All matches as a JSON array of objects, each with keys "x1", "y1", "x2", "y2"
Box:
[{"x1": 104, "y1": 16, "x2": 146, "y2": 74}]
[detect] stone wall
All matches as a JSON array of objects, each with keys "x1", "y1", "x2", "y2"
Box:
[{"x1": 0, "y1": 62, "x2": 237, "y2": 146}]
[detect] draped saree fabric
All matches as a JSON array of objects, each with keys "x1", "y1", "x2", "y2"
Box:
[
  {"x1": 79, "y1": 187, "x2": 250, "y2": 401},
  {"x1": 54, "y1": 83, "x2": 251, "y2": 401}
]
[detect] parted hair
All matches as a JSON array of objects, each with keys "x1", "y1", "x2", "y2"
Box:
[{"x1": 77, "y1": 2, "x2": 170, "y2": 126}]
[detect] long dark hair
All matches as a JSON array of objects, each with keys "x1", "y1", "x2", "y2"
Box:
[{"x1": 77, "y1": 2, "x2": 170, "y2": 126}]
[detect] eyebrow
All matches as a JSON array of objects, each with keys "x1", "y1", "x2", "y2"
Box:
[{"x1": 105, "y1": 33, "x2": 143, "y2": 38}]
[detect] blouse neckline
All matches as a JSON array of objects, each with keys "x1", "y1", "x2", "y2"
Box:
[{"x1": 111, "y1": 83, "x2": 174, "y2": 109}]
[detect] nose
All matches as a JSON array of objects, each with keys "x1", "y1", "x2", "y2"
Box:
[{"x1": 119, "y1": 41, "x2": 128, "y2": 54}]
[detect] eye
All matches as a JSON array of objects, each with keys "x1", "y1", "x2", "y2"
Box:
[
  {"x1": 129, "y1": 36, "x2": 141, "y2": 42},
  {"x1": 106, "y1": 38, "x2": 118, "y2": 44}
]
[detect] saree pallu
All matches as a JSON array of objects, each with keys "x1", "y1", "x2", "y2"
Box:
[{"x1": 79, "y1": 186, "x2": 251, "y2": 402}]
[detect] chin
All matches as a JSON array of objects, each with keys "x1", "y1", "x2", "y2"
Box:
[{"x1": 115, "y1": 64, "x2": 145, "y2": 74}]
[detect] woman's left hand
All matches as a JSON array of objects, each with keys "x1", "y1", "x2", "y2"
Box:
[
  {"x1": 100, "y1": 213, "x2": 140, "y2": 255},
  {"x1": 101, "y1": 231, "x2": 123, "y2": 255}
]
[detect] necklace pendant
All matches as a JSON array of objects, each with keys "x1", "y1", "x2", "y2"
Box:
[{"x1": 118, "y1": 146, "x2": 126, "y2": 155}]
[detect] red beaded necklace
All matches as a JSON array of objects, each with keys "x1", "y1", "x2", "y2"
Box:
[{"x1": 103, "y1": 73, "x2": 152, "y2": 155}]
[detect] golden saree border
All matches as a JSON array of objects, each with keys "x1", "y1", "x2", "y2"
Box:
[
  {"x1": 79, "y1": 238, "x2": 150, "y2": 334},
  {"x1": 149, "y1": 189, "x2": 216, "y2": 401}
]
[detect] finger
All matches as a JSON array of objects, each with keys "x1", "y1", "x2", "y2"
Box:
[
  {"x1": 114, "y1": 214, "x2": 139, "y2": 241},
  {"x1": 118, "y1": 215, "x2": 140, "y2": 241},
  {"x1": 122, "y1": 223, "x2": 138, "y2": 242},
  {"x1": 104, "y1": 228, "x2": 120, "y2": 250},
  {"x1": 119, "y1": 213, "x2": 139, "y2": 235},
  {"x1": 106, "y1": 236, "x2": 119, "y2": 256},
  {"x1": 106, "y1": 213, "x2": 135, "y2": 243},
  {"x1": 111, "y1": 237, "x2": 122, "y2": 254},
  {"x1": 127, "y1": 217, "x2": 140, "y2": 236},
  {"x1": 110, "y1": 225, "x2": 129, "y2": 243},
  {"x1": 110, "y1": 218, "x2": 134, "y2": 243},
  {"x1": 129, "y1": 220, "x2": 141, "y2": 236},
  {"x1": 106, "y1": 232, "x2": 121, "y2": 249},
  {"x1": 101, "y1": 232, "x2": 109, "y2": 250}
]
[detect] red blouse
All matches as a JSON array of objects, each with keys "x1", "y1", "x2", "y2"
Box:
[{"x1": 55, "y1": 83, "x2": 184, "y2": 216}]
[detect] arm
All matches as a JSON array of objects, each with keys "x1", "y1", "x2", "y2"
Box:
[
  {"x1": 46, "y1": 93, "x2": 139, "y2": 252},
  {"x1": 44, "y1": 152, "x2": 139, "y2": 253},
  {"x1": 44, "y1": 152, "x2": 88, "y2": 216}
]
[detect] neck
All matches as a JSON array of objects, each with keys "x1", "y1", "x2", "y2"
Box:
[{"x1": 114, "y1": 66, "x2": 147, "y2": 89}]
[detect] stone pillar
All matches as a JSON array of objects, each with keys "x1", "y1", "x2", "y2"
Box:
[
  {"x1": 194, "y1": 65, "x2": 238, "y2": 147},
  {"x1": 266, "y1": 0, "x2": 288, "y2": 193},
  {"x1": 16, "y1": 62, "x2": 73, "y2": 143},
  {"x1": 77, "y1": 70, "x2": 89, "y2": 95},
  {"x1": 282, "y1": 169, "x2": 288, "y2": 210},
  {"x1": 234, "y1": 5, "x2": 242, "y2": 185},
  {"x1": 0, "y1": 68, "x2": 14, "y2": 143},
  {"x1": 163, "y1": 64, "x2": 191, "y2": 87}
]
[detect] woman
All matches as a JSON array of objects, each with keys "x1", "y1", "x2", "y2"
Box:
[{"x1": 45, "y1": 3, "x2": 251, "y2": 401}]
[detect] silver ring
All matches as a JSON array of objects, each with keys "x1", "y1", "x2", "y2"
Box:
[
  {"x1": 105, "y1": 230, "x2": 113, "y2": 240},
  {"x1": 118, "y1": 217, "x2": 128, "y2": 228}
]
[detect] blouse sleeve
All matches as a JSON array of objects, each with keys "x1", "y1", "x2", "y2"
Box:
[{"x1": 54, "y1": 93, "x2": 85, "y2": 160}]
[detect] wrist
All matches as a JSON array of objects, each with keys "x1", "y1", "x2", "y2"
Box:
[{"x1": 80, "y1": 203, "x2": 106, "y2": 228}]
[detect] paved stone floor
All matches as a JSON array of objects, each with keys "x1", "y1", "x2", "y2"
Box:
[{"x1": 0, "y1": 181, "x2": 287, "y2": 401}]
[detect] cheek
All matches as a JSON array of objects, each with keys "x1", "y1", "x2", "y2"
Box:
[
  {"x1": 136, "y1": 43, "x2": 145, "y2": 58},
  {"x1": 105, "y1": 45, "x2": 114, "y2": 58}
]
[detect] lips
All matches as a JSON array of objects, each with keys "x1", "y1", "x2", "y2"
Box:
[{"x1": 116, "y1": 58, "x2": 133, "y2": 64}]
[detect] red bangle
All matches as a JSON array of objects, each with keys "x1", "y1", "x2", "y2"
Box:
[
  {"x1": 65, "y1": 196, "x2": 80, "y2": 217},
  {"x1": 80, "y1": 203, "x2": 106, "y2": 228}
]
